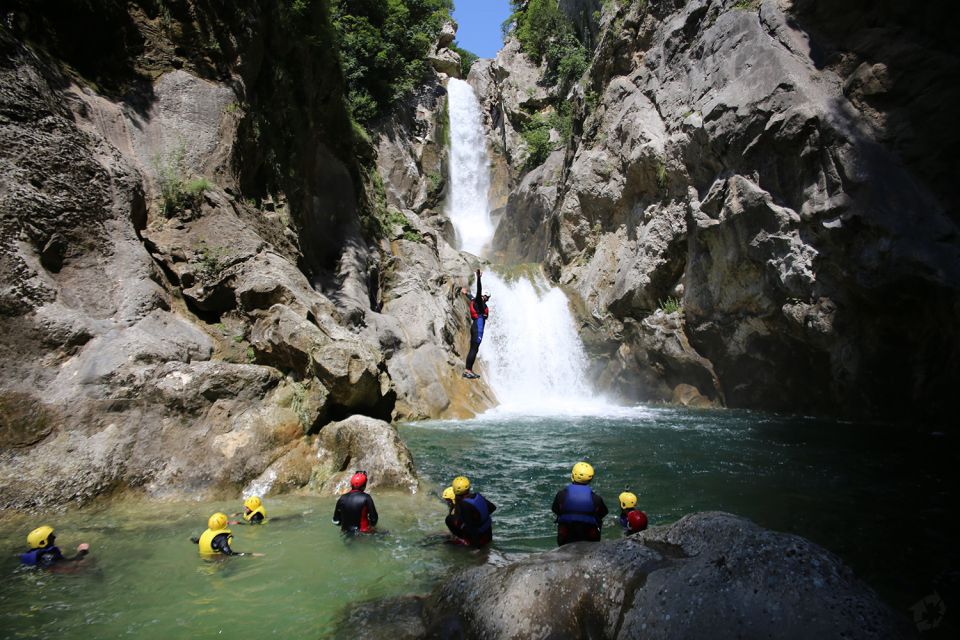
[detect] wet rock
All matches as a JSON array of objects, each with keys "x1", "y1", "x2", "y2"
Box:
[
  {"x1": 671, "y1": 383, "x2": 714, "y2": 408},
  {"x1": 404, "y1": 513, "x2": 913, "y2": 639},
  {"x1": 429, "y1": 48, "x2": 462, "y2": 79},
  {"x1": 312, "y1": 415, "x2": 419, "y2": 495}
]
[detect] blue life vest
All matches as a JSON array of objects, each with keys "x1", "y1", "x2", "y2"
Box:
[
  {"x1": 461, "y1": 494, "x2": 492, "y2": 535},
  {"x1": 19, "y1": 547, "x2": 61, "y2": 566},
  {"x1": 619, "y1": 512, "x2": 629, "y2": 530},
  {"x1": 557, "y1": 484, "x2": 598, "y2": 526}
]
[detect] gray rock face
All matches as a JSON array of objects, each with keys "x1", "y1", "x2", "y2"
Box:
[
  {"x1": 0, "y1": 8, "x2": 420, "y2": 509},
  {"x1": 475, "y1": 0, "x2": 960, "y2": 423},
  {"x1": 356, "y1": 513, "x2": 912, "y2": 639},
  {"x1": 312, "y1": 415, "x2": 419, "y2": 495}
]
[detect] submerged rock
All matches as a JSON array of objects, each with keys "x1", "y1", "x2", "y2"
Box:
[{"x1": 343, "y1": 513, "x2": 912, "y2": 639}]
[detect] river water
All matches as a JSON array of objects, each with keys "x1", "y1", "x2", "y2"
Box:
[{"x1": 1, "y1": 409, "x2": 955, "y2": 638}]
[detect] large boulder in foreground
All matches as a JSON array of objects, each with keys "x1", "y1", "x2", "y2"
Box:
[{"x1": 340, "y1": 512, "x2": 912, "y2": 639}]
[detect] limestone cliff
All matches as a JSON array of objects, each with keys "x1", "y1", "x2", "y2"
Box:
[
  {"x1": 0, "y1": 1, "x2": 478, "y2": 510},
  {"x1": 473, "y1": 0, "x2": 960, "y2": 425}
]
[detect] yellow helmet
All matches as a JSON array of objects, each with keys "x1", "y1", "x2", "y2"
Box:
[
  {"x1": 208, "y1": 512, "x2": 228, "y2": 531},
  {"x1": 571, "y1": 462, "x2": 594, "y2": 483},
  {"x1": 452, "y1": 476, "x2": 471, "y2": 496},
  {"x1": 619, "y1": 492, "x2": 638, "y2": 510},
  {"x1": 243, "y1": 496, "x2": 262, "y2": 511},
  {"x1": 27, "y1": 526, "x2": 54, "y2": 549},
  {"x1": 442, "y1": 486, "x2": 455, "y2": 501}
]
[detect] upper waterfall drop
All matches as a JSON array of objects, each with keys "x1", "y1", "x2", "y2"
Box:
[{"x1": 446, "y1": 78, "x2": 494, "y2": 256}]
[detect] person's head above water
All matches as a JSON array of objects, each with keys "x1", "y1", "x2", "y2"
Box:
[
  {"x1": 571, "y1": 462, "x2": 595, "y2": 484},
  {"x1": 452, "y1": 476, "x2": 471, "y2": 496},
  {"x1": 350, "y1": 471, "x2": 368, "y2": 491},
  {"x1": 208, "y1": 512, "x2": 229, "y2": 531},
  {"x1": 27, "y1": 525, "x2": 55, "y2": 550},
  {"x1": 619, "y1": 492, "x2": 637, "y2": 510},
  {"x1": 243, "y1": 496, "x2": 262, "y2": 513}
]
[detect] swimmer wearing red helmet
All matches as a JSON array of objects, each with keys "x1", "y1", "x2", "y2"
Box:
[{"x1": 332, "y1": 471, "x2": 379, "y2": 535}]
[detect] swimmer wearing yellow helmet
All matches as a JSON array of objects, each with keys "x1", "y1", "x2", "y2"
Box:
[
  {"x1": 19, "y1": 526, "x2": 90, "y2": 568},
  {"x1": 551, "y1": 462, "x2": 609, "y2": 546},
  {"x1": 191, "y1": 513, "x2": 263, "y2": 557},
  {"x1": 447, "y1": 476, "x2": 496, "y2": 547},
  {"x1": 230, "y1": 496, "x2": 267, "y2": 524}
]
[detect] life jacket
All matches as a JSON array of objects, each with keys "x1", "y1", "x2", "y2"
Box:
[
  {"x1": 461, "y1": 494, "x2": 492, "y2": 536},
  {"x1": 243, "y1": 506, "x2": 267, "y2": 523},
  {"x1": 198, "y1": 528, "x2": 232, "y2": 555},
  {"x1": 557, "y1": 483, "x2": 599, "y2": 526},
  {"x1": 468, "y1": 299, "x2": 490, "y2": 320},
  {"x1": 19, "y1": 546, "x2": 61, "y2": 566},
  {"x1": 619, "y1": 507, "x2": 636, "y2": 530}
]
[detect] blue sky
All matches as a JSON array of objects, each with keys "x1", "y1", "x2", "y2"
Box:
[{"x1": 452, "y1": 0, "x2": 513, "y2": 59}]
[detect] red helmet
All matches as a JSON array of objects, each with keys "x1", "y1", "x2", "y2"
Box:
[
  {"x1": 627, "y1": 510, "x2": 648, "y2": 533},
  {"x1": 350, "y1": 472, "x2": 368, "y2": 490}
]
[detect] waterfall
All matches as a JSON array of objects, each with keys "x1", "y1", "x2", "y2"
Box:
[
  {"x1": 446, "y1": 79, "x2": 494, "y2": 256},
  {"x1": 445, "y1": 79, "x2": 603, "y2": 414},
  {"x1": 480, "y1": 271, "x2": 599, "y2": 414}
]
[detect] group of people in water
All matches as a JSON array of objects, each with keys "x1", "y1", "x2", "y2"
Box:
[
  {"x1": 18, "y1": 462, "x2": 646, "y2": 565},
  {"x1": 442, "y1": 461, "x2": 647, "y2": 548}
]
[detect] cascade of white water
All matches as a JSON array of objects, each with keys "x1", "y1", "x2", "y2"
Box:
[
  {"x1": 445, "y1": 79, "x2": 604, "y2": 413},
  {"x1": 479, "y1": 271, "x2": 600, "y2": 414},
  {"x1": 446, "y1": 79, "x2": 494, "y2": 256}
]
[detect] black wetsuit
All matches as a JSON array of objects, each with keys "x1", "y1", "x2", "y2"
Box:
[
  {"x1": 465, "y1": 275, "x2": 487, "y2": 371},
  {"x1": 210, "y1": 533, "x2": 240, "y2": 555},
  {"x1": 454, "y1": 492, "x2": 496, "y2": 547},
  {"x1": 333, "y1": 490, "x2": 379, "y2": 533},
  {"x1": 552, "y1": 484, "x2": 609, "y2": 546}
]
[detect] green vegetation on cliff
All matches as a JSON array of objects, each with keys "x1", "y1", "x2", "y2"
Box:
[
  {"x1": 506, "y1": 0, "x2": 589, "y2": 93},
  {"x1": 331, "y1": 0, "x2": 453, "y2": 123}
]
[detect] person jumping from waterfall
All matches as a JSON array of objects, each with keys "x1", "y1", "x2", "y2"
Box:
[
  {"x1": 461, "y1": 269, "x2": 490, "y2": 379},
  {"x1": 449, "y1": 476, "x2": 496, "y2": 547},
  {"x1": 332, "y1": 471, "x2": 379, "y2": 536},
  {"x1": 552, "y1": 462, "x2": 609, "y2": 546}
]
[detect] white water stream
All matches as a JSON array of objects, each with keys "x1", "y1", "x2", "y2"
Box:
[{"x1": 445, "y1": 79, "x2": 602, "y2": 414}]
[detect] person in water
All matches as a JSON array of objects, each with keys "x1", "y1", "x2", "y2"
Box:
[
  {"x1": 450, "y1": 476, "x2": 496, "y2": 547},
  {"x1": 19, "y1": 526, "x2": 89, "y2": 568},
  {"x1": 230, "y1": 495, "x2": 267, "y2": 524},
  {"x1": 552, "y1": 462, "x2": 609, "y2": 546},
  {"x1": 442, "y1": 485, "x2": 469, "y2": 542},
  {"x1": 617, "y1": 492, "x2": 648, "y2": 535},
  {"x1": 461, "y1": 269, "x2": 490, "y2": 379},
  {"x1": 332, "y1": 471, "x2": 379, "y2": 535},
  {"x1": 625, "y1": 509, "x2": 649, "y2": 535},
  {"x1": 192, "y1": 513, "x2": 260, "y2": 557}
]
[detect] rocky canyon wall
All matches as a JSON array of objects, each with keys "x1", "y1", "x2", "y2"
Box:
[
  {"x1": 472, "y1": 0, "x2": 960, "y2": 425},
  {"x1": 0, "y1": 1, "x2": 484, "y2": 510}
]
